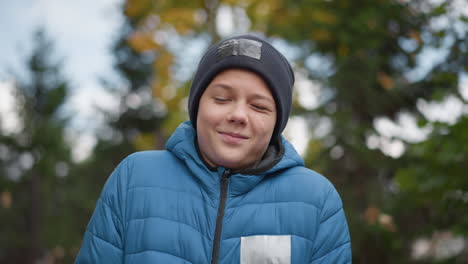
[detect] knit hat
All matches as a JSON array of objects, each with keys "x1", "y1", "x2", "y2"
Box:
[{"x1": 188, "y1": 34, "x2": 295, "y2": 142}]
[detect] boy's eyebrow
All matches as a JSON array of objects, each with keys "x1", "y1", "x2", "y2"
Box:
[{"x1": 211, "y1": 83, "x2": 233, "y2": 90}]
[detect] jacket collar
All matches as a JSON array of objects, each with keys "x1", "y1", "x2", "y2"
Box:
[{"x1": 166, "y1": 121, "x2": 304, "y2": 196}]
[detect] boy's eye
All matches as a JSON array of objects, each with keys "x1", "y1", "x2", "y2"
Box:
[
  {"x1": 214, "y1": 97, "x2": 229, "y2": 102},
  {"x1": 253, "y1": 105, "x2": 266, "y2": 110},
  {"x1": 252, "y1": 104, "x2": 271, "y2": 111}
]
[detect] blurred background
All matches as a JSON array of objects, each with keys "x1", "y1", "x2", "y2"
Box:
[{"x1": 0, "y1": 0, "x2": 467, "y2": 263}]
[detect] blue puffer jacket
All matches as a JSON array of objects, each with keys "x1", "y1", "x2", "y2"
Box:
[{"x1": 75, "y1": 122, "x2": 351, "y2": 263}]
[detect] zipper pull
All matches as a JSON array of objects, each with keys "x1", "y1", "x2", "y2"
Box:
[{"x1": 222, "y1": 169, "x2": 232, "y2": 181}]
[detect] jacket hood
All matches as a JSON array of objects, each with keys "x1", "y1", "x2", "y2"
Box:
[{"x1": 166, "y1": 121, "x2": 304, "y2": 196}]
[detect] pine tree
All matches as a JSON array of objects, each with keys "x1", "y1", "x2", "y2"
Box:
[{"x1": 0, "y1": 29, "x2": 73, "y2": 263}]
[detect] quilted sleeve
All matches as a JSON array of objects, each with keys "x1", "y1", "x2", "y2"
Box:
[
  {"x1": 310, "y1": 183, "x2": 352, "y2": 263},
  {"x1": 75, "y1": 158, "x2": 129, "y2": 264}
]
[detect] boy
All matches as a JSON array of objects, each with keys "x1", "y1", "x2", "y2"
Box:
[{"x1": 75, "y1": 34, "x2": 351, "y2": 263}]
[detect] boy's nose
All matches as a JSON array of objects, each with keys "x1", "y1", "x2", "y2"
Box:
[{"x1": 227, "y1": 104, "x2": 248, "y2": 125}]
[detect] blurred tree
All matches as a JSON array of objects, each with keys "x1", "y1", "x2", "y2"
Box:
[
  {"x1": 392, "y1": 115, "x2": 468, "y2": 263},
  {"x1": 0, "y1": 29, "x2": 74, "y2": 263},
  {"x1": 69, "y1": 1, "x2": 178, "y2": 259}
]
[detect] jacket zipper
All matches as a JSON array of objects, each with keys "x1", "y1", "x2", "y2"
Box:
[{"x1": 211, "y1": 169, "x2": 231, "y2": 264}]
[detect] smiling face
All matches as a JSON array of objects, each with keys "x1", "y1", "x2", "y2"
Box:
[{"x1": 196, "y1": 68, "x2": 277, "y2": 170}]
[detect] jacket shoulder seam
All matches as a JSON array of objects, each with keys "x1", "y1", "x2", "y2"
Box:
[
  {"x1": 98, "y1": 198, "x2": 123, "y2": 227},
  {"x1": 226, "y1": 200, "x2": 320, "y2": 211},
  {"x1": 85, "y1": 229, "x2": 122, "y2": 251},
  {"x1": 320, "y1": 207, "x2": 342, "y2": 224},
  {"x1": 126, "y1": 216, "x2": 211, "y2": 241},
  {"x1": 125, "y1": 249, "x2": 194, "y2": 263}
]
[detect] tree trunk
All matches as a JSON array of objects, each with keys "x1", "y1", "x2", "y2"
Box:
[
  {"x1": 30, "y1": 171, "x2": 41, "y2": 263},
  {"x1": 203, "y1": 0, "x2": 220, "y2": 43}
]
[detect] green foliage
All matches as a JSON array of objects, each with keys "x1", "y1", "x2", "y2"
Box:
[
  {"x1": 0, "y1": 30, "x2": 75, "y2": 263},
  {"x1": 395, "y1": 116, "x2": 468, "y2": 238}
]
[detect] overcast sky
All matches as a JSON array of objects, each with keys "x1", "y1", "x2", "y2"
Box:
[
  {"x1": 0, "y1": 0, "x2": 123, "y2": 121},
  {"x1": 1, "y1": 0, "x2": 121, "y2": 80},
  {"x1": 0, "y1": 0, "x2": 123, "y2": 160}
]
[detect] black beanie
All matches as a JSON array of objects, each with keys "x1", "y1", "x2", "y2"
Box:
[{"x1": 188, "y1": 34, "x2": 295, "y2": 142}]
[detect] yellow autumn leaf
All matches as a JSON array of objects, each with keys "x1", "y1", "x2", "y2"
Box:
[
  {"x1": 338, "y1": 44, "x2": 349, "y2": 56},
  {"x1": 127, "y1": 31, "x2": 161, "y2": 53},
  {"x1": 133, "y1": 132, "x2": 156, "y2": 151},
  {"x1": 253, "y1": 0, "x2": 280, "y2": 17},
  {"x1": 378, "y1": 72, "x2": 395, "y2": 90},
  {"x1": 163, "y1": 111, "x2": 188, "y2": 136},
  {"x1": 152, "y1": 50, "x2": 174, "y2": 99},
  {"x1": 310, "y1": 9, "x2": 338, "y2": 25},
  {"x1": 0, "y1": 191, "x2": 12, "y2": 209},
  {"x1": 160, "y1": 8, "x2": 198, "y2": 35},
  {"x1": 125, "y1": 0, "x2": 153, "y2": 18},
  {"x1": 222, "y1": 0, "x2": 239, "y2": 5},
  {"x1": 408, "y1": 30, "x2": 422, "y2": 44},
  {"x1": 311, "y1": 29, "x2": 332, "y2": 42},
  {"x1": 364, "y1": 206, "x2": 380, "y2": 224}
]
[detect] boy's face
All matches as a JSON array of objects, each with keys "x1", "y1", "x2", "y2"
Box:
[{"x1": 196, "y1": 68, "x2": 277, "y2": 170}]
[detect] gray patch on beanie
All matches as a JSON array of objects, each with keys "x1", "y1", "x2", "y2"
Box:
[
  {"x1": 188, "y1": 34, "x2": 295, "y2": 143},
  {"x1": 217, "y1": 38, "x2": 263, "y2": 60}
]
